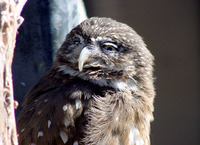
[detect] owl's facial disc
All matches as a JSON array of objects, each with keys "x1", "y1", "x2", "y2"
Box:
[
  {"x1": 77, "y1": 38, "x2": 120, "y2": 72},
  {"x1": 77, "y1": 35, "x2": 127, "y2": 74}
]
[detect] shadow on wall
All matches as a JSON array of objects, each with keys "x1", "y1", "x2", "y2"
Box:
[{"x1": 13, "y1": 0, "x2": 52, "y2": 116}]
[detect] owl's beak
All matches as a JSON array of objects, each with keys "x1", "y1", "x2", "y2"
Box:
[{"x1": 78, "y1": 47, "x2": 92, "y2": 72}]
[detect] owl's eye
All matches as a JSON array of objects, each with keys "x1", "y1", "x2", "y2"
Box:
[
  {"x1": 72, "y1": 37, "x2": 80, "y2": 45},
  {"x1": 101, "y1": 42, "x2": 119, "y2": 53}
]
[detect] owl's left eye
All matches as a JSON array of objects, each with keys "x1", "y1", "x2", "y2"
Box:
[
  {"x1": 72, "y1": 37, "x2": 80, "y2": 45},
  {"x1": 101, "y1": 42, "x2": 119, "y2": 53}
]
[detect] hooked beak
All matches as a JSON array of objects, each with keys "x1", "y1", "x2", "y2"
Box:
[{"x1": 78, "y1": 47, "x2": 92, "y2": 72}]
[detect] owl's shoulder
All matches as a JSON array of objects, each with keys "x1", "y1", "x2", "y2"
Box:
[{"x1": 17, "y1": 68, "x2": 112, "y2": 145}]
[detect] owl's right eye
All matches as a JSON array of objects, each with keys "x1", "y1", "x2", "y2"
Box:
[
  {"x1": 101, "y1": 42, "x2": 119, "y2": 54},
  {"x1": 72, "y1": 37, "x2": 80, "y2": 45}
]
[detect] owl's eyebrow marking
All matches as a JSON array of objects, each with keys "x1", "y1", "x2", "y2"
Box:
[
  {"x1": 102, "y1": 42, "x2": 118, "y2": 48},
  {"x1": 91, "y1": 36, "x2": 113, "y2": 43}
]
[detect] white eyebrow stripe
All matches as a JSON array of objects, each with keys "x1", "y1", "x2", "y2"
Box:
[
  {"x1": 91, "y1": 36, "x2": 113, "y2": 42},
  {"x1": 103, "y1": 42, "x2": 118, "y2": 48}
]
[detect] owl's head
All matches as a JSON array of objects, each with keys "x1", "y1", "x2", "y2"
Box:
[{"x1": 55, "y1": 17, "x2": 154, "y2": 93}]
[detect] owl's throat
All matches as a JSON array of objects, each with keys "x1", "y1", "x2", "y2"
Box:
[{"x1": 58, "y1": 65, "x2": 139, "y2": 92}]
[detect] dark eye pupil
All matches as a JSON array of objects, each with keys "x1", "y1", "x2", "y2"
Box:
[
  {"x1": 74, "y1": 41, "x2": 79, "y2": 44},
  {"x1": 73, "y1": 37, "x2": 80, "y2": 44},
  {"x1": 106, "y1": 46, "x2": 113, "y2": 51}
]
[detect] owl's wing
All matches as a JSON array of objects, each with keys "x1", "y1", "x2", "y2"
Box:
[{"x1": 17, "y1": 70, "x2": 84, "y2": 145}]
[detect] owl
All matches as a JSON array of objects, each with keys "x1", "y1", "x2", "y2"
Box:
[{"x1": 17, "y1": 17, "x2": 155, "y2": 145}]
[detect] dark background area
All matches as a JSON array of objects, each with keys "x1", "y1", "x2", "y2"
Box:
[
  {"x1": 13, "y1": 0, "x2": 52, "y2": 115},
  {"x1": 13, "y1": 0, "x2": 200, "y2": 145}
]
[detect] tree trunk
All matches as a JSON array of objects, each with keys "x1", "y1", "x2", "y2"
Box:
[{"x1": 0, "y1": 0, "x2": 27, "y2": 144}]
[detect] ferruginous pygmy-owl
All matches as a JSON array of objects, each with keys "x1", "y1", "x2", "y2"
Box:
[{"x1": 17, "y1": 17, "x2": 155, "y2": 145}]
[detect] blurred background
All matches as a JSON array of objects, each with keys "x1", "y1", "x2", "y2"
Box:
[{"x1": 13, "y1": 0, "x2": 200, "y2": 145}]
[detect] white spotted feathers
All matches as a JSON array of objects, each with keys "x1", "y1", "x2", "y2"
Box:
[
  {"x1": 60, "y1": 131, "x2": 68, "y2": 144},
  {"x1": 38, "y1": 131, "x2": 43, "y2": 138}
]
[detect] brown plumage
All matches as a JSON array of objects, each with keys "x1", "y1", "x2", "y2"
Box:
[{"x1": 17, "y1": 17, "x2": 155, "y2": 145}]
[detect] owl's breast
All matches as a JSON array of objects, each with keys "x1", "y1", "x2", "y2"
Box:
[{"x1": 79, "y1": 90, "x2": 145, "y2": 145}]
